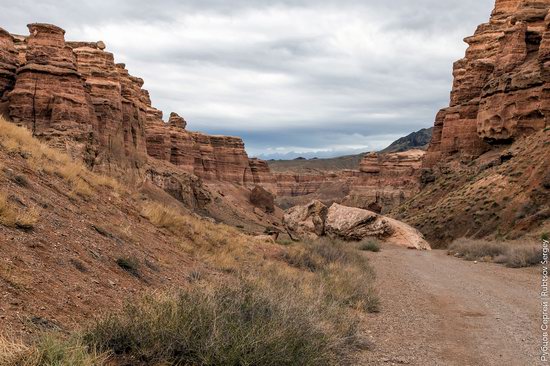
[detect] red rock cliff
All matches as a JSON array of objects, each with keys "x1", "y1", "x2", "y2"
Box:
[
  {"x1": 0, "y1": 23, "x2": 277, "y2": 192},
  {"x1": 425, "y1": 0, "x2": 550, "y2": 167}
]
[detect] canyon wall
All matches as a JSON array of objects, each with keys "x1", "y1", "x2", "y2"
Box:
[
  {"x1": 274, "y1": 149, "x2": 425, "y2": 213},
  {"x1": 397, "y1": 0, "x2": 550, "y2": 246},
  {"x1": 0, "y1": 23, "x2": 275, "y2": 188},
  {"x1": 425, "y1": 0, "x2": 550, "y2": 167}
]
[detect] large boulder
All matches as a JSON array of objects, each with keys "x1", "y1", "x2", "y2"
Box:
[
  {"x1": 283, "y1": 200, "x2": 328, "y2": 240},
  {"x1": 325, "y1": 203, "x2": 431, "y2": 250},
  {"x1": 250, "y1": 185, "x2": 275, "y2": 213}
]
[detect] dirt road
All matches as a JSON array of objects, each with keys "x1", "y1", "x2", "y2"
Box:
[{"x1": 361, "y1": 245, "x2": 541, "y2": 366}]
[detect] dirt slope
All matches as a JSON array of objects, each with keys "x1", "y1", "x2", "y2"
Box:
[{"x1": 361, "y1": 245, "x2": 539, "y2": 365}]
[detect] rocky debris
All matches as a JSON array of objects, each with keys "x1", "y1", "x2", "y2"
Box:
[
  {"x1": 168, "y1": 112, "x2": 186, "y2": 129},
  {"x1": 283, "y1": 200, "x2": 328, "y2": 240},
  {"x1": 250, "y1": 186, "x2": 275, "y2": 213},
  {"x1": 424, "y1": 0, "x2": 550, "y2": 167},
  {"x1": 285, "y1": 202, "x2": 431, "y2": 250}
]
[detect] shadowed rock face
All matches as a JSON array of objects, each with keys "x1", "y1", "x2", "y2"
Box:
[
  {"x1": 425, "y1": 0, "x2": 550, "y2": 167},
  {"x1": 0, "y1": 28, "x2": 17, "y2": 104}
]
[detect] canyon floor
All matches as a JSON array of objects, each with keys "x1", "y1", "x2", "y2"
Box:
[{"x1": 361, "y1": 245, "x2": 539, "y2": 366}]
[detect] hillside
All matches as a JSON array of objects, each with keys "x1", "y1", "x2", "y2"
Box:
[
  {"x1": 379, "y1": 127, "x2": 433, "y2": 153},
  {"x1": 0, "y1": 117, "x2": 380, "y2": 365}
]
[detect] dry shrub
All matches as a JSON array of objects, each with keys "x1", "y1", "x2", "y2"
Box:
[
  {"x1": 0, "y1": 193, "x2": 17, "y2": 227},
  {"x1": 0, "y1": 337, "x2": 28, "y2": 365},
  {"x1": 84, "y1": 276, "x2": 362, "y2": 366},
  {"x1": 449, "y1": 238, "x2": 542, "y2": 268}
]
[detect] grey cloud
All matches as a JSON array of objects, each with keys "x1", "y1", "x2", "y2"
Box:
[{"x1": 0, "y1": 0, "x2": 496, "y2": 156}]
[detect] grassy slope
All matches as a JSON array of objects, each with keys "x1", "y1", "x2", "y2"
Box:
[{"x1": 0, "y1": 118, "x2": 378, "y2": 365}]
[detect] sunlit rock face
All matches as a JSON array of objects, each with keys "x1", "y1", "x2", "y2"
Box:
[{"x1": 424, "y1": 0, "x2": 550, "y2": 167}]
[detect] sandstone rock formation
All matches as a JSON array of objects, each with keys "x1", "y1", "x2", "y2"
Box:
[
  {"x1": 395, "y1": 0, "x2": 550, "y2": 246},
  {"x1": 0, "y1": 23, "x2": 283, "y2": 232},
  {"x1": 168, "y1": 112, "x2": 186, "y2": 129},
  {"x1": 424, "y1": 0, "x2": 550, "y2": 167},
  {"x1": 0, "y1": 27, "x2": 17, "y2": 115},
  {"x1": 283, "y1": 200, "x2": 328, "y2": 240},
  {"x1": 325, "y1": 203, "x2": 431, "y2": 250},
  {"x1": 8, "y1": 24, "x2": 99, "y2": 164},
  {"x1": 146, "y1": 119, "x2": 271, "y2": 185},
  {"x1": 285, "y1": 202, "x2": 431, "y2": 250}
]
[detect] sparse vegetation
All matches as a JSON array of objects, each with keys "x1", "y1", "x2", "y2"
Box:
[
  {"x1": 0, "y1": 192, "x2": 39, "y2": 230},
  {"x1": 282, "y1": 238, "x2": 379, "y2": 313},
  {"x1": 358, "y1": 239, "x2": 381, "y2": 252},
  {"x1": 449, "y1": 238, "x2": 542, "y2": 268},
  {"x1": 116, "y1": 257, "x2": 140, "y2": 277},
  {"x1": 84, "y1": 277, "x2": 363, "y2": 366},
  {"x1": 2, "y1": 335, "x2": 107, "y2": 366}
]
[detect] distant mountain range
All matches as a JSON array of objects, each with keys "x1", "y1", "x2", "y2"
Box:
[{"x1": 379, "y1": 127, "x2": 433, "y2": 153}]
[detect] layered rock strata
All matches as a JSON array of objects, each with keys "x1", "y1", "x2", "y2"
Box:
[
  {"x1": 274, "y1": 149, "x2": 425, "y2": 213},
  {"x1": 425, "y1": 0, "x2": 550, "y2": 167}
]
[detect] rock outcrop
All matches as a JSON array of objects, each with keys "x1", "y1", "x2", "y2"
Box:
[
  {"x1": 396, "y1": 0, "x2": 550, "y2": 246},
  {"x1": 168, "y1": 112, "x2": 186, "y2": 129},
  {"x1": 146, "y1": 119, "x2": 274, "y2": 186},
  {"x1": 0, "y1": 27, "x2": 17, "y2": 114},
  {"x1": 8, "y1": 24, "x2": 99, "y2": 164},
  {"x1": 325, "y1": 203, "x2": 431, "y2": 250},
  {"x1": 250, "y1": 186, "x2": 275, "y2": 213},
  {"x1": 424, "y1": 0, "x2": 550, "y2": 167},
  {"x1": 284, "y1": 201, "x2": 431, "y2": 250},
  {"x1": 274, "y1": 149, "x2": 425, "y2": 213},
  {"x1": 283, "y1": 200, "x2": 328, "y2": 240}
]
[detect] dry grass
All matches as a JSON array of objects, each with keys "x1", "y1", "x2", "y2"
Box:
[
  {"x1": 0, "y1": 337, "x2": 28, "y2": 365},
  {"x1": 0, "y1": 117, "x2": 121, "y2": 200},
  {"x1": 4, "y1": 335, "x2": 108, "y2": 366},
  {"x1": 0, "y1": 192, "x2": 39, "y2": 230},
  {"x1": 449, "y1": 238, "x2": 542, "y2": 268},
  {"x1": 282, "y1": 238, "x2": 379, "y2": 313}
]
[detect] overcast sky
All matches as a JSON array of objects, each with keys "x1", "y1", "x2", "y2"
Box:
[{"x1": 0, "y1": 0, "x2": 495, "y2": 159}]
